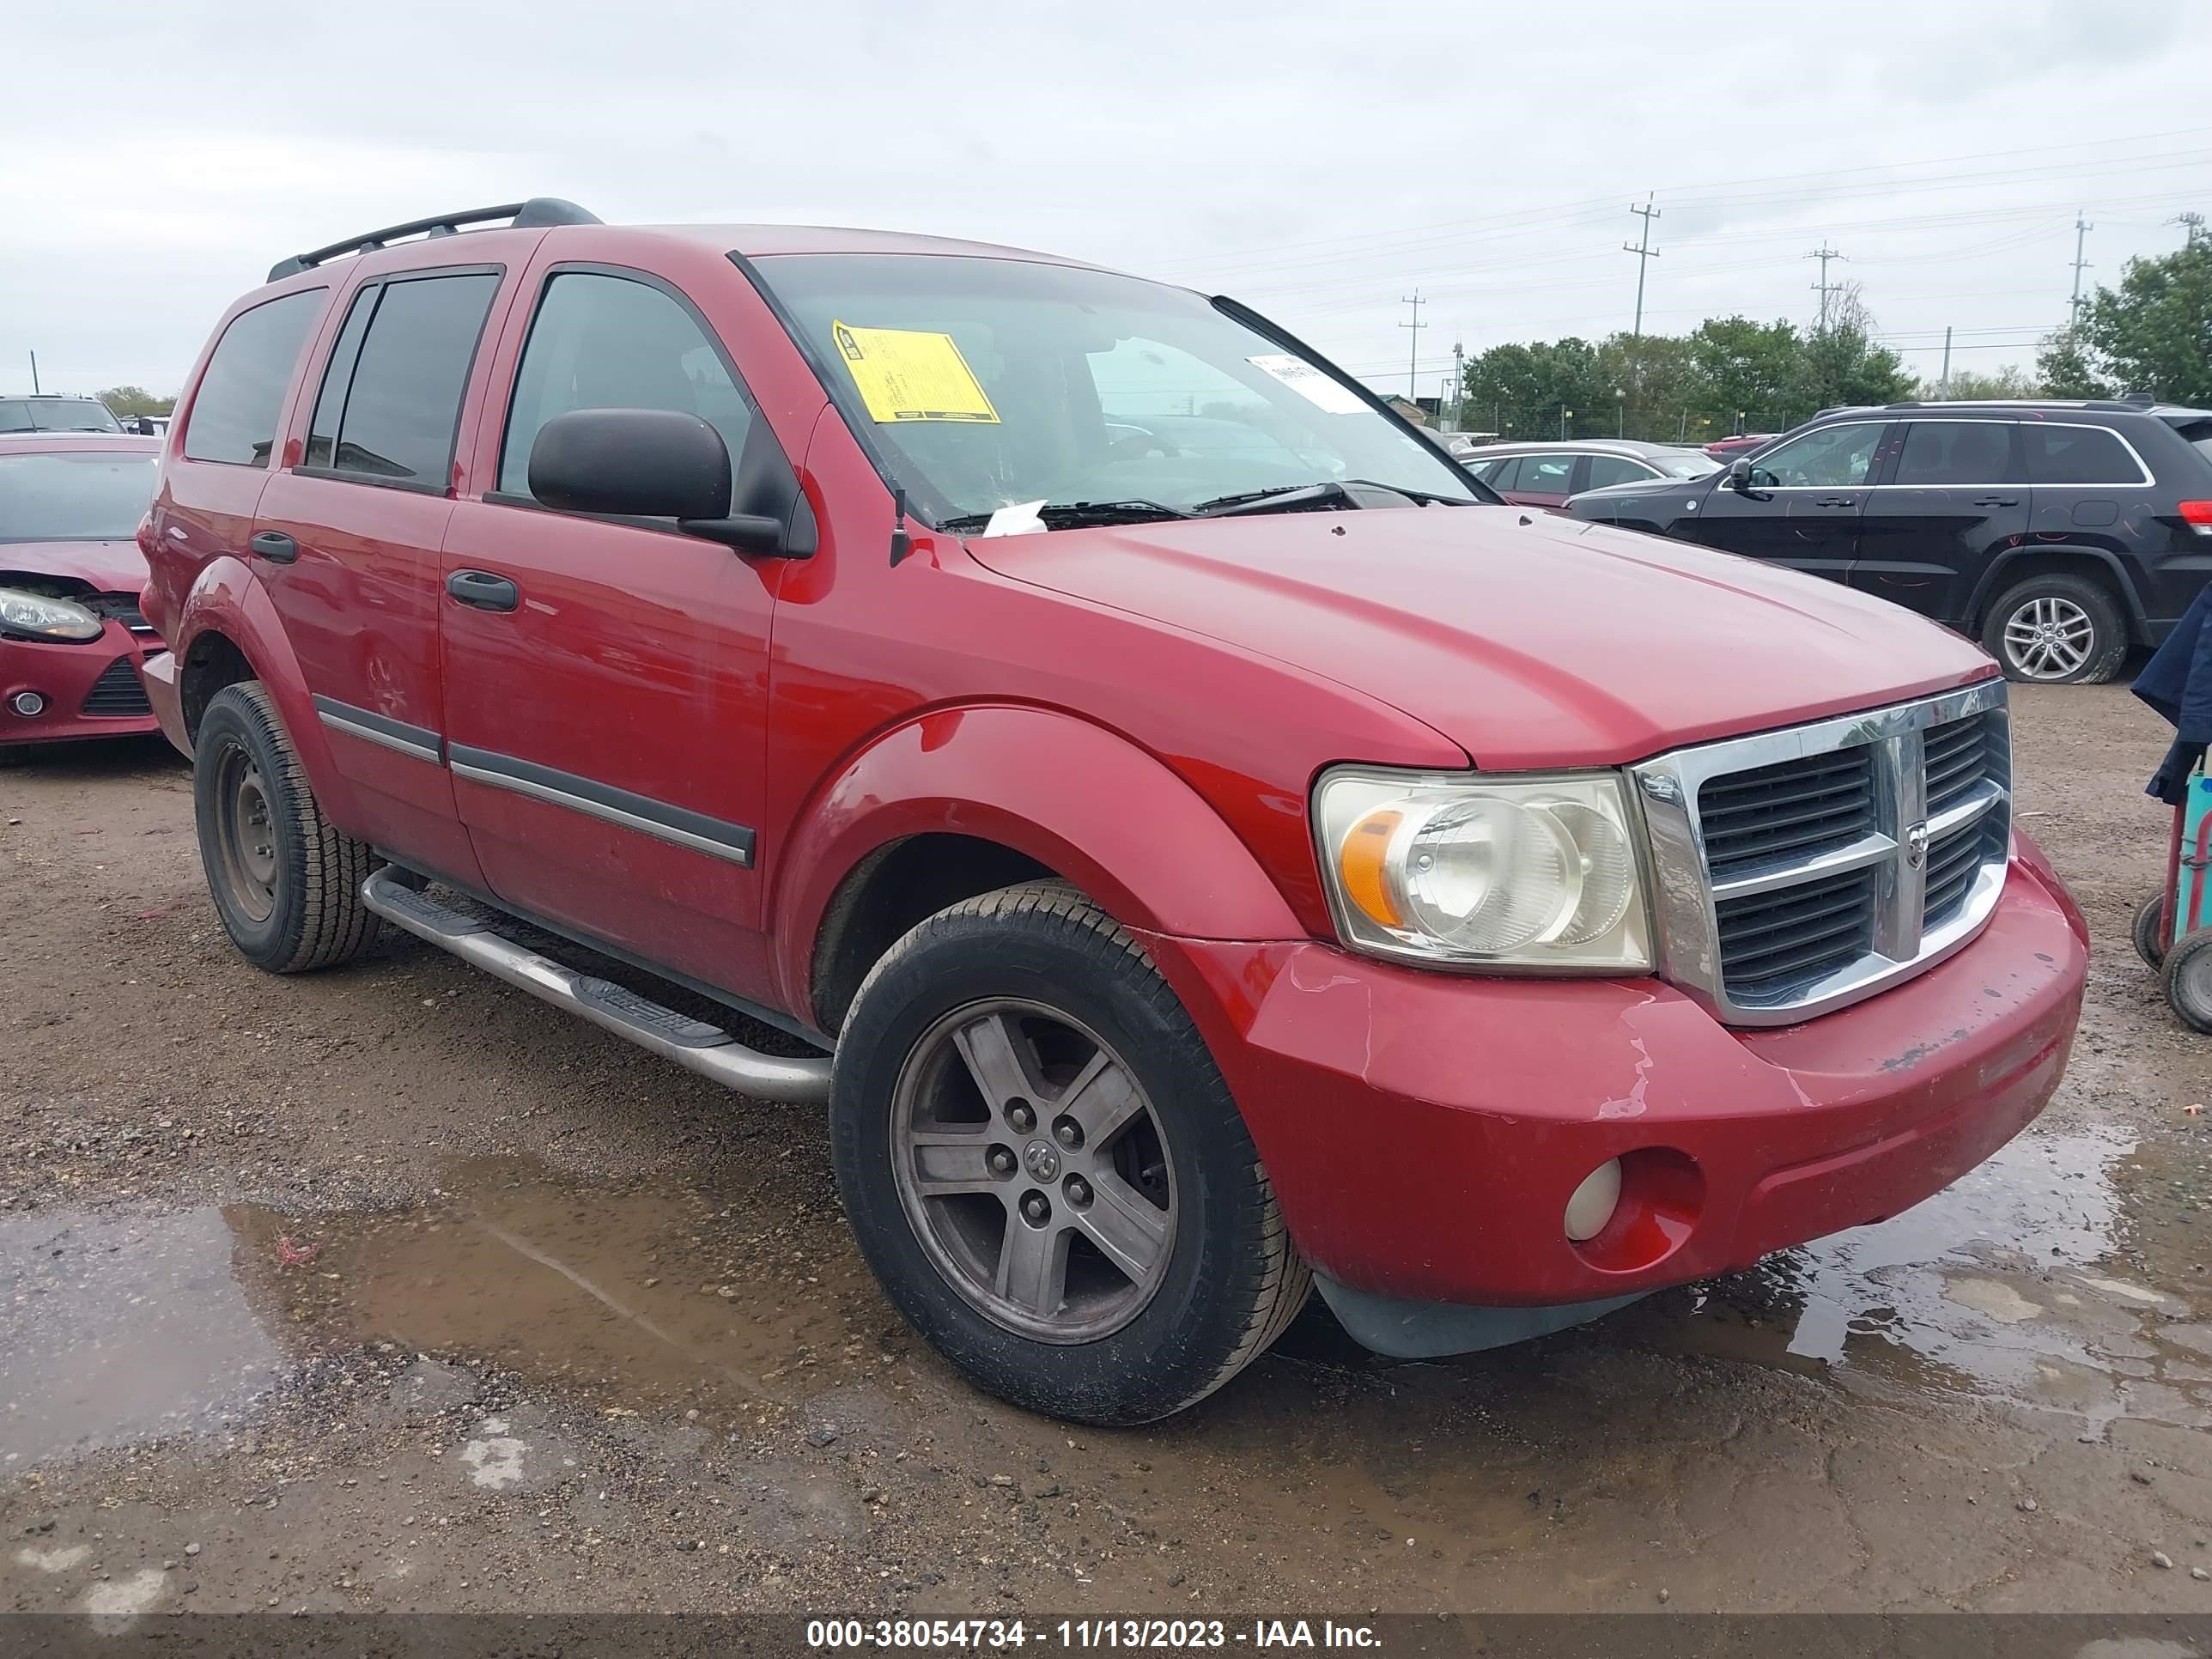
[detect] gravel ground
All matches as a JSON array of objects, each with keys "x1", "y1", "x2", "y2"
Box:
[{"x1": 7, "y1": 684, "x2": 2212, "y2": 1622}]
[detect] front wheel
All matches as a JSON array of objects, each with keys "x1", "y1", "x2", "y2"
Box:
[
  {"x1": 193, "y1": 681, "x2": 380, "y2": 972},
  {"x1": 830, "y1": 881, "x2": 1309, "y2": 1424},
  {"x1": 1981, "y1": 574, "x2": 2127, "y2": 684}
]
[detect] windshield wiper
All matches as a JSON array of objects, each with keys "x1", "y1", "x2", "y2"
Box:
[
  {"x1": 1191, "y1": 478, "x2": 1468, "y2": 517},
  {"x1": 939, "y1": 498, "x2": 1196, "y2": 534}
]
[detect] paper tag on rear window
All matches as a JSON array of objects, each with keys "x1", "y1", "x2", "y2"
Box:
[
  {"x1": 1247, "y1": 354, "x2": 1366, "y2": 415},
  {"x1": 832, "y1": 320, "x2": 1000, "y2": 424}
]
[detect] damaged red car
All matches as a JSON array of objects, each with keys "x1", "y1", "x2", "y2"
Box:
[
  {"x1": 140, "y1": 199, "x2": 2088, "y2": 1424},
  {"x1": 1, "y1": 432, "x2": 165, "y2": 757}
]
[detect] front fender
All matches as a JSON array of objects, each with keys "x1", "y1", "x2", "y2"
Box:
[
  {"x1": 772, "y1": 704, "x2": 1306, "y2": 1015},
  {"x1": 173, "y1": 556, "x2": 366, "y2": 832}
]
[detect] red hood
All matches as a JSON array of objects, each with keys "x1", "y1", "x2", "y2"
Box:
[
  {"x1": 964, "y1": 504, "x2": 1996, "y2": 769},
  {"x1": 0, "y1": 538, "x2": 149, "y2": 594}
]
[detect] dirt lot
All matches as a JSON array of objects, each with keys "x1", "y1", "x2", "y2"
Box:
[{"x1": 7, "y1": 684, "x2": 2212, "y2": 1623}]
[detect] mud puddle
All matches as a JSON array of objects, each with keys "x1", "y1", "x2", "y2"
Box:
[
  {"x1": 1620, "y1": 1124, "x2": 2209, "y2": 1433},
  {"x1": 2, "y1": 1158, "x2": 887, "y2": 1473}
]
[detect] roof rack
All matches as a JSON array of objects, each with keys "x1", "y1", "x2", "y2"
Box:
[{"x1": 266, "y1": 198, "x2": 600, "y2": 283}]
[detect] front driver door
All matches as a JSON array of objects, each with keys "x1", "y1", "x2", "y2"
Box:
[
  {"x1": 437, "y1": 261, "x2": 783, "y2": 1000},
  {"x1": 1690, "y1": 420, "x2": 1891, "y2": 585}
]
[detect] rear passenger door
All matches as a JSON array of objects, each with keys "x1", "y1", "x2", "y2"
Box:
[
  {"x1": 437, "y1": 262, "x2": 781, "y2": 996},
  {"x1": 1852, "y1": 419, "x2": 2026, "y2": 626},
  {"x1": 251, "y1": 265, "x2": 509, "y2": 883},
  {"x1": 2020, "y1": 421, "x2": 2170, "y2": 618}
]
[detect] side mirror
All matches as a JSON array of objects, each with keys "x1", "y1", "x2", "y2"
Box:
[
  {"x1": 1726, "y1": 458, "x2": 1754, "y2": 491},
  {"x1": 528, "y1": 408, "x2": 792, "y2": 556}
]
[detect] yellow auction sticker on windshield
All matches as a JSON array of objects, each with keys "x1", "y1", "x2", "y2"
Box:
[{"x1": 832, "y1": 321, "x2": 1000, "y2": 424}]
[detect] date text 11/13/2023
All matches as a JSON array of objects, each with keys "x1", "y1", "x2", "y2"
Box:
[{"x1": 805, "y1": 1618, "x2": 1382, "y2": 1649}]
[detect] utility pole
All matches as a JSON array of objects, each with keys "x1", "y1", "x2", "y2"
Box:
[
  {"x1": 1806, "y1": 243, "x2": 1845, "y2": 332},
  {"x1": 1623, "y1": 195, "x2": 1662, "y2": 340},
  {"x1": 1399, "y1": 290, "x2": 1425, "y2": 400},
  {"x1": 2069, "y1": 210, "x2": 2094, "y2": 330},
  {"x1": 2174, "y1": 211, "x2": 2208, "y2": 248},
  {"x1": 27, "y1": 349, "x2": 39, "y2": 395},
  {"x1": 1449, "y1": 338, "x2": 1464, "y2": 430},
  {"x1": 1938, "y1": 325, "x2": 1954, "y2": 399}
]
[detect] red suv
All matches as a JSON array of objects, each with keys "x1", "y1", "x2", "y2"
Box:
[{"x1": 140, "y1": 199, "x2": 2089, "y2": 1424}]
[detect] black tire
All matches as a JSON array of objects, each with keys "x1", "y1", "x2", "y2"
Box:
[
  {"x1": 2165, "y1": 927, "x2": 2212, "y2": 1034},
  {"x1": 830, "y1": 880, "x2": 1310, "y2": 1425},
  {"x1": 1980, "y1": 573, "x2": 2127, "y2": 685},
  {"x1": 193, "y1": 680, "x2": 380, "y2": 972},
  {"x1": 2135, "y1": 892, "x2": 2172, "y2": 969}
]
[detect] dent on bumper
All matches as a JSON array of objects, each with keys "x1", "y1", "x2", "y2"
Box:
[{"x1": 1146, "y1": 854, "x2": 2087, "y2": 1319}]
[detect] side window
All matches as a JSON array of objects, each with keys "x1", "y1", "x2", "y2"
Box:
[
  {"x1": 2023, "y1": 423, "x2": 2147, "y2": 486},
  {"x1": 1480, "y1": 456, "x2": 1522, "y2": 490},
  {"x1": 181, "y1": 289, "x2": 325, "y2": 467},
  {"x1": 1750, "y1": 423, "x2": 1884, "y2": 489},
  {"x1": 1893, "y1": 421, "x2": 2014, "y2": 485},
  {"x1": 305, "y1": 271, "x2": 500, "y2": 485},
  {"x1": 1583, "y1": 454, "x2": 1655, "y2": 489},
  {"x1": 499, "y1": 270, "x2": 753, "y2": 501},
  {"x1": 1521, "y1": 454, "x2": 1577, "y2": 493}
]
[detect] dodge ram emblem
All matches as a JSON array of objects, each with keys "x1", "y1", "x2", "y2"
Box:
[
  {"x1": 1024, "y1": 1140, "x2": 1060, "y2": 1181},
  {"x1": 1905, "y1": 820, "x2": 1929, "y2": 870}
]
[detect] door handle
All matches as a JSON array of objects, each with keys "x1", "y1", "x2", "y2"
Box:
[
  {"x1": 446, "y1": 569, "x2": 520, "y2": 612},
  {"x1": 1812, "y1": 497, "x2": 1856, "y2": 508},
  {"x1": 247, "y1": 531, "x2": 298, "y2": 563},
  {"x1": 1970, "y1": 496, "x2": 2020, "y2": 507}
]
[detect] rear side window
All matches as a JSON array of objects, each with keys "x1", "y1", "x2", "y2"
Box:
[
  {"x1": 182, "y1": 289, "x2": 324, "y2": 466},
  {"x1": 1583, "y1": 454, "x2": 1654, "y2": 489},
  {"x1": 1893, "y1": 421, "x2": 2014, "y2": 485},
  {"x1": 303, "y1": 270, "x2": 500, "y2": 487},
  {"x1": 1519, "y1": 454, "x2": 1577, "y2": 493},
  {"x1": 2023, "y1": 423, "x2": 2148, "y2": 486},
  {"x1": 498, "y1": 270, "x2": 752, "y2": 501}
]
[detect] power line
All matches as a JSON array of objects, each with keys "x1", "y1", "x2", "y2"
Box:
[{"x1": 1624, "y1": 195, "x2": 1662, "y2": 339}]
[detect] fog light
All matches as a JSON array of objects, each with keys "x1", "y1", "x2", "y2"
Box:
[
  {"x1": 9, "y1": 690, "x2": 46, "y2": 718},
  {"x1": 1563, "y1": 1158, "x2": 1623, "y2": 1243}
]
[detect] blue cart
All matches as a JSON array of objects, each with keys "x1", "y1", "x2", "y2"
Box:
[{"x1": 2134, "y1": 765, "x2": 2212, "y2": 1030}]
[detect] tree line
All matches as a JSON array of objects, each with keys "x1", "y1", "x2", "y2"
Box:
[{"x1": 1455, "y1": 224, "x2": 2212, "y2": 443}]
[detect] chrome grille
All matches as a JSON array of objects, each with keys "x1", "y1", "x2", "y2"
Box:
[
  {"x1": 1632, "y1": 680, "x2": 2011, "y2": 1026},
  {"x1": 1698, "y1": 746, "x2": 1875, "y2": 878}
]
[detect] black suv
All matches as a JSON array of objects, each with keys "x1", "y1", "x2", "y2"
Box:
[{"x1": 1566, "y1": 397, "x2": 2212, "y2": 684}]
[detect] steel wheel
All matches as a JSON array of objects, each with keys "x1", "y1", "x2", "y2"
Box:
[
  {"x1": 890, "y1": 998, "x2": 1176, "y2": 1343},
  {"x1": 210, "y1": 739, "x2": 278, "y2": 923},
  {"x1": 2001, "y1": 595, "x2": 2095, "y2": 681}
]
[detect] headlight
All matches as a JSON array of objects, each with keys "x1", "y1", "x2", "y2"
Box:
[
  {"x1": 0, "y1": 587, "x2": 103, "y2": 642},
  {"x1": 1313, "y1": 767, "x2": 1653, "y2": 971}
]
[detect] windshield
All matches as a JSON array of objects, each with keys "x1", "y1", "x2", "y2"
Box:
[
  {"x1": 1658, "y1": 453, "x2": 1721, "y2": 479},
  {"x1": 754, "y1": 253, "x2": 1480, "y2": 526},
  {"x1": 0, "y1": 398, "x2": 123, "y2": 434},
  {"x1": 0, "y1": 452, "x2": 159, "y2": 542}
]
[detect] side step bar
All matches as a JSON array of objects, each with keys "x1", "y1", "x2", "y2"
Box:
[{"x1": 361, "y1": 867, "x2": 833, "y2": 1104}]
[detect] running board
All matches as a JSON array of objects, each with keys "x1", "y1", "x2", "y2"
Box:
[{"x1": 361, "y1": 867, "x2": 832, "y2": 1103}]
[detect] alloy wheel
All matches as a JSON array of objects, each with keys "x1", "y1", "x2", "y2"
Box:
[
  {"x1": 890, "y1": 999, "x2": 1176, "y2": 1342},
  {"x1": 2001, "y1": 595, "x2": 2095, "y2": 680}
]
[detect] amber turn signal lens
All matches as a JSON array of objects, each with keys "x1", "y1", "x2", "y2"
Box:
[{"x1": 1337, "y1": 808, "x2": 1405, "y2": 928}]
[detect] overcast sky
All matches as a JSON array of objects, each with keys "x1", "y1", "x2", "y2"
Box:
[{"x1": 6, "y1": 1, "x2": 2210, "y2": 404}]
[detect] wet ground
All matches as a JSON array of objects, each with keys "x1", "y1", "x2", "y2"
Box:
[{"x1": 6, "y1": 689, "x2": 2212, "y2": 1619}]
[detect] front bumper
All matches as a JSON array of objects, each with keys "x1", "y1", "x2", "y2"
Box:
[
  {"x1": 0, "y1": 623, "x2": 164, "y2": 748},
  {"x1": 1142, "y1": 842, "x2": 2086, "y2": 1337}
]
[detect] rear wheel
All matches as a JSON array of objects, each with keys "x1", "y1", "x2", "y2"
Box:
[
  {"x1": 1981, "y1": 574, "x2": 2126, "y2": 684},
  {"x1": 2164, "y1": 927, "x2": 2212, "y2": 1033},
  {"x1": 193, "y1": 681, "x2": 380, "y2": 972},
  {"x1": 830, "y1": 881, "x2": 1309, "y2": 1424}
]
